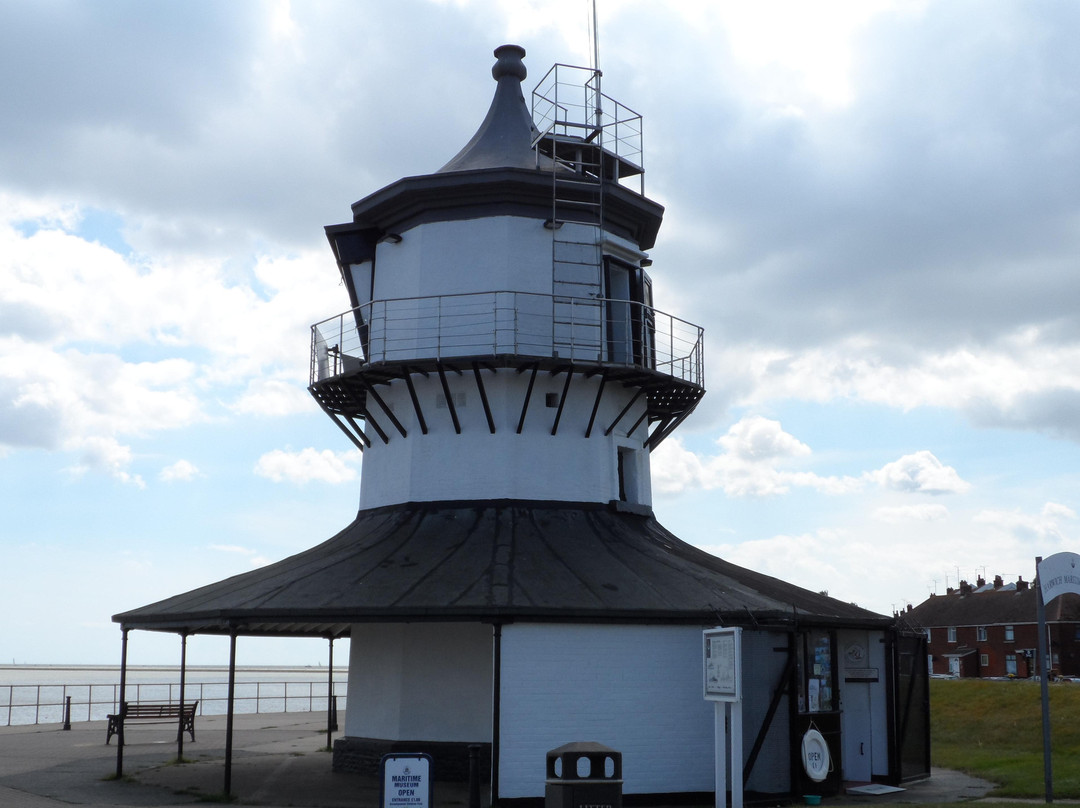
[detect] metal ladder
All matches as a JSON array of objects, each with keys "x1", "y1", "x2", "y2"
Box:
[{"x1": 534, "y1": 66, "x2": 606, "y2": 359}]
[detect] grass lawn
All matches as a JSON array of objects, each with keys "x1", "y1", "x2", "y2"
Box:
[{"x1": 930, "y1": 677, "x2": 1080, "y2": 798}]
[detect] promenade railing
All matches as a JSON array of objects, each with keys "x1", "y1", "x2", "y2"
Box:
[{"x1": 1, "y1": 680, "x2": 348, "y2": 727}]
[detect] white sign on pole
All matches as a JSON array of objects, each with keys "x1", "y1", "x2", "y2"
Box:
[
  {"x1": 1038, "y1": 552, "x2": 1080, "y2": 604},
  {"x1": 704, "y1": 627, "x2": 741, "y2": 702},
  {"x1": 704, "y1": 627, "x2": 743, "y2": 808}
]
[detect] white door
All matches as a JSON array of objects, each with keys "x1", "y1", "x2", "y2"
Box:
[{"x1": 949, "y1": 657, "x2": 960, "y2": 676}]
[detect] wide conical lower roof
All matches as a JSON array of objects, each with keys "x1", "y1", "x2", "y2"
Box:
[{"x1": 114, "y1": 500, "x2": 889, "y2": 637}]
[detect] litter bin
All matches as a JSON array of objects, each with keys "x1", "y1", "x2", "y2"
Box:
[{"x1": 545, "y1": 742, "x2": 622, "y2": 808}]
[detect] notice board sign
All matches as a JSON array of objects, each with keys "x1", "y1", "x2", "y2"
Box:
[
  {"x1": 380, "y1": 753, "x2": 433, "y2": 808},
  {"x1": 703, "y1": 626, "x2": 742, "y2": 702}
]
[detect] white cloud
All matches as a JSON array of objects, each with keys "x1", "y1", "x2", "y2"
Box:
[
  {"x1": 872, "y1": 503, "x2": 949, "y2": 523},
  {"x1": 65, "y1": 436, "x2": 145, "y2": 488},
  {"x1": 652, "y1": 417, "x2": 861, "y2": 498},
  {"x1": 869, "y1": 450, "x2": 970, "y2": 495},
  {"x1": 717, "y1": 414, "x2": 811, "y2": 461},
  {"x1": 1043, "y1": 502, "x2": 1078, "y2": 520},
  {"x1": 254, "y1": 447, "x2": 360, "y2": 485},
  {"x1": 160, "y1": 459, "x2": 199, "y2": 482}
]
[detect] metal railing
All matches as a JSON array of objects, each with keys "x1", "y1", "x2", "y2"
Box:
[
  {"x1": 310, "y1": 291, "x2": 704, "y2": 389},
  {"x1": 531, "y1": 62, "x2": 644, "y2": 193},
  {"x1": 1, "y1": 680, "x2": 348, "y2": 728}
]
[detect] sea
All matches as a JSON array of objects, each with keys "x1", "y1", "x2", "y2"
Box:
[{"x1": 0, "y1": 665, "x2": 348, "y2": 728}]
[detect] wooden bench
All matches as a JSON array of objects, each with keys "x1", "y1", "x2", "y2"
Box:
[{"x1": 105, "y1": 701, "x2": 198, "y2": 744}]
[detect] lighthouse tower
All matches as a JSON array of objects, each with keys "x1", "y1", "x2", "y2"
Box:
[
  {"x1": 312, "y1": 45, "x2": 702, "y2": 513},
  {"x1": 117, "y1": 45, "x2": 911, "y2": 804},
  {"x1": 312, "y1": 43, "x2": 705, "y2": 790}
]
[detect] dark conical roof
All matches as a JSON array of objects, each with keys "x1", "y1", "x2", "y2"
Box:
[
  {"x1": 438, "y1": 45, "x2": 542, "y2": 173},
  {"x1": 114, "y1": 500, "x2": 890, "y2": 637}
]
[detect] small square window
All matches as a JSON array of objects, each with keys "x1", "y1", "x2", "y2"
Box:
[{"x1": 980, "y1": 654, "x2": 989, "y2": 667}]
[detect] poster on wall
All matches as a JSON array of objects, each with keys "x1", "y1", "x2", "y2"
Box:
[{"x1": 703, "y1": 626, "x2": 742, "y2": 702}]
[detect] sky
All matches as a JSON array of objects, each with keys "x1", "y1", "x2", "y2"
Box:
[{"x1": 2, "y1": 0, "x2": 1079, "y2": 666}]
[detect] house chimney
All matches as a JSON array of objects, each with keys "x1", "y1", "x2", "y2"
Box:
[
  {"x1": 1017, "y1": 576, "x2": 1028, "y2": 591},
  {"x1": 977, "y1": 576, "x2": 986, "y2": 588},
  {"x1": 947, "y1": 586, "x2": 956, "y2": 595},
  {"x1": 994, "y1": 575, "x2": 1003, "y2": 589},
  {"x1": 959, "y1": 580, "x2": 973, "y2": 595}
]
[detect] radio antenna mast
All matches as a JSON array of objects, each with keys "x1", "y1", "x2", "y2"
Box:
[{"x1": 588, "y1": 0, "x2": 600, "y2": 73}]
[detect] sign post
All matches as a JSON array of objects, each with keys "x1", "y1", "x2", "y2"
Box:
[
  {"x1": 704, "y1": 627, "x2": 742, "y2": 808},
  {"x1": 1035, "y1": 551, "x2": 1080, "y2": 804}
]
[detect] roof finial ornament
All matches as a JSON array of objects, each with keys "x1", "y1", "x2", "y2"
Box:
[{"x1": 492, "y1": 44, "x2": 527, "y2": 82}]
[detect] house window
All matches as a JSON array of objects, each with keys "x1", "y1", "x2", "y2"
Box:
[
  {"x1": 1005, "y1": 654, "x2": 1017, "y2": 675},
  {"x1": 977, "y1": 626, "x2": 987, "y2": 642},
  {"x1": 980, "y1": 654, "x2": 989, "y2": 667},
  {"x1": 948, "y1": 626, "x2": 957, "y2": 643},
  {"x1": 925, "y1": 628, "x2": 932, "y2": 642},
  {"x1": 1005, "y1": 625, "x2": 1015, "y2": 642}
]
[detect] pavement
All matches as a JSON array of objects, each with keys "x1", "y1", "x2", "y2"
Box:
[{"x1": 0, "y1": 713, "x2": 1013, "y2": 808}]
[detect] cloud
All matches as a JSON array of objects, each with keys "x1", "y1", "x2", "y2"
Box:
[
  {"x1": 652, "y1": 416, "x2": 861, "y2": 498},
  {"x1": 872, "y1": 503, "x2": 949, "y2": 523},
  {"x1": 869, "y1": 450, "x2": 970, "y2": 495},
  {"x1": 160, "y1": 459, "x2": 199, "y2": 482},
  {"x1": 974, "y1": 503, "x2": 1078, "y2": 549},
  {"x1": 254, "y1": 447, "x2": 360, "y2": 485},
  {"x1": 65, "y1": 436, "x2": 145, "y2": 488},
  {"x1": 717, "y1": 415, "x2": 810, "y2": 461},
  {"x1": 0, "y1": 195, "x2": 341, "y2": 475}
]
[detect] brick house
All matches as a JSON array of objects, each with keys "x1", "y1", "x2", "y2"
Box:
[{"x1": 906, "y1": 575, "x2": 1080, "y2": 678}]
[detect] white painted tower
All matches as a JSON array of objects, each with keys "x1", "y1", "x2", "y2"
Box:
[{"x1": 312, "y1": 45, "x2": 703, "y2": 514}]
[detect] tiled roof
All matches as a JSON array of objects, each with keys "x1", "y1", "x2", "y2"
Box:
[{"x1": 907, "y1": 586, "x2": 1080, "y2": 627}]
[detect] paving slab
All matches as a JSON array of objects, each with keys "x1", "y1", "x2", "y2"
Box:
[{"x1": 0, "y1": 714, "x2": 1017, "y2": 807}]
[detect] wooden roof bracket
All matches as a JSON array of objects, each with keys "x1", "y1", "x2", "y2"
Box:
[
  {"x1": 437, "y1": 364, "x2": 462, "y2": 434},
  {"x1": 585, "y1": 371, "x2": 607, "y2": 438},
  {"x1": 360, "y1": 376, "x2": 407, "y2": 438},
  {"x1": 402, "y1": 371, "x2": 429, "y2": 434},
  {"x1": 604, "y1": 388, "x2": 645, "y2": 437},
  {"x1": 473, "y1": 363, "x2": 497, "y2": 434},
  {"x1": 516, "y1": 363, "x2": 539, "y2": 434},
  {"x1": 550, "y1": 368, "x2": 574, "y2": 436}
]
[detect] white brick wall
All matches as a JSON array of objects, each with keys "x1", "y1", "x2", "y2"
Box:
[{"x1": 498, "y1": 623, "x2": 715, "y2": 798}]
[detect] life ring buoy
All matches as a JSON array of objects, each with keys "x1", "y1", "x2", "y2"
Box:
[{"x1": 802, "y1": 728, "x2": 830, "y2": 783}]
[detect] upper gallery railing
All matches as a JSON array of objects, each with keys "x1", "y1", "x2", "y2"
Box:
[{"x1": 310, "y1": 291, "x2": 704, "y2": 389}]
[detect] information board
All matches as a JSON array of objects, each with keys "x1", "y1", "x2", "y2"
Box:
[
  {"x1": 380, "y1": 753, "x2": 433, "y2": 808},
  {"x1": 703, "y1": 626, "x2": 742, "y2": 702}
]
